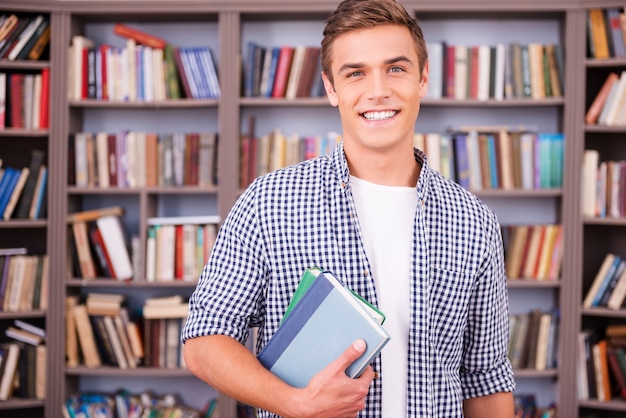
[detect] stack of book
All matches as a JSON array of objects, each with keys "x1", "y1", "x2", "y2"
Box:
[
  {"x1": 0, "y1": 14, "x2": 50, "y2": 61},
  {"x1": 0, "y1": 320, "x2": 47, "y2": 401},
  {"x1": 69, "y1": 23, "x2": 220, "y2": 102},
  {"x1": 425, "y1": 41, "x2": 564, "y2": 101},
  {"x1": 0, "y1": 149, "x2": 48, "y2": 220},
  {"x1": 0, "y1": 69, "x2": 50, "y2": 130},
  {"x1": 586, "y1": 8, "x2": 626, "y2": 59},
  {"x1": 243, "y1": 42, "x2": 325, "y2": 99},
  {"x1": 583, "y1": 253, "x2": 626, "y2": 310},
  {"x1": 0, "y1": 247, "x2": 48, "y2": 312},
  {"x1": 414, "y1": 129, "x2": 564, "y2": 192},
  {"x1": 145, "y1": 215, "x2": 220, "y2": 282},
  {"x1": 69, "y1": 131, "x2": 218, "y2": 189},
  {"x1": 578, "y1": 326, "x2": 626, "y2": 402},
  {"x1": 141, "y1": 295, "x2": 189, "y2": 369},
  {"x1": 508, "y1": 309, "x2": 559, "y2": 372},
  {"x1": 65, "y1": 293, "x2": 143, "y2": 370},
  {"x1": 502, "y1": 224, "x2": 564, "y2": 281}
]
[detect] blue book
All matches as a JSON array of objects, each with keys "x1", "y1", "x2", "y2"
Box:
[
  {"x1": 0, "y1": 168, "x2": 21, "y2": 216},
  {"x1": 258, "y1": 269, "x2": 390, "y2": 388},
  {"x1": 453, "y1": 132, "x2": 470, "y2": 189}
]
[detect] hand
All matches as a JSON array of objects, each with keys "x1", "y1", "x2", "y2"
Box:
[{"x1": 286, "y1": 339, "x2": 375, "y2": 418}]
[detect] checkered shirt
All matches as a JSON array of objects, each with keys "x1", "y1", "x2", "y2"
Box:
[{"x1": 182, "y1": 140, "x2": 515, "y2": 417}]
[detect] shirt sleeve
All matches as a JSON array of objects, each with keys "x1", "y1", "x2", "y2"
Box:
[
  {"x1": 460, "y1": 213, "x2": 516, "y2": 398},
  {"x1": 181, "y1": 185, "x2": 268, "y2": 345}
]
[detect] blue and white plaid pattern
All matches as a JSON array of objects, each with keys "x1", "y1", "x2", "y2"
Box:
[{"x1": 182, "y1": 141, "x2": 515, "y2": 417}]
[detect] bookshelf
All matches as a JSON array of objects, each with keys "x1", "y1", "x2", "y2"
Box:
[
  {"x1": 0, "y1": 1, "x2": 617, "y2": 418},
  {"x1": 578, "y1": 3, "x2": 626, "y2": 417}
]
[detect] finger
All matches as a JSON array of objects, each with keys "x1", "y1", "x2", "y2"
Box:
[{"x1": 336, "y1": 339, "x2": 367, "y2": 371}]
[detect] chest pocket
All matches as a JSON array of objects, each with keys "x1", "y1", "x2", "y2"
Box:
[{"x1": 428, "y1": 267, "x2": 474, "y2": 350}]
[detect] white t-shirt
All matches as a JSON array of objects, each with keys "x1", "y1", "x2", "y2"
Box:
[{"x1": 350, "y1": 176, "x2": 417, "y2": 417}]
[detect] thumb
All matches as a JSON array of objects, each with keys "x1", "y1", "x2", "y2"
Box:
[{"x1": 339, "y1": 338, "x2": 367, "y2": 367}]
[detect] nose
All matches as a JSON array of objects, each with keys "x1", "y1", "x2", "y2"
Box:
[{"x1": 366, "y1": 71, "x2": 391, "y2": 100}]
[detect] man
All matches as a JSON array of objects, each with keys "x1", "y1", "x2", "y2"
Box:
[{"x1": 182, "y1": 0, "x2": 515, "y2": 416}]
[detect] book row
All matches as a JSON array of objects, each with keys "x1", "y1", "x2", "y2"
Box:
[
  {"x1": 0, "y1": 149, "x2": 48, "y2": 221},
  {"x1": 414, "y1": 130, "x2": 564, "y2": 192},
  {"x1": 508, "y1": 309, "x2": 559, "y2": 372},
  {"x1": 70, "y1": 30, "x2": 220, "y2": 102},
  {"x1": 578, "y1": 325, "x2": 626, "y2": 402},
  {"x1": 584, "y1": 71, "x2": 626, "y2": 127},
  {"x1": 0, "y1": 14, "x2": 50, "y2": 62},
  {"x1": 66, "y1": 294, "x2": 190, "y2": 371},
  {"x1": 0, "y1": 69, "x2": 50, "y2": 130},
  {"x1": 502, "y1": 224, "x2": 563, "y2": 281},
  {"x1": 583, "y1": 253, "x2": 626, "y2": 311},
  {"x1": 64, "y1": 391, "x2": 207, "y2": 418},
  {"x1": 69, "y1": 131, "x2": 218, "y2": 189},
  {"x1": 145, "y1": 216, "x2": 219, "y2": 283},
  {"x1": 243, "y1": 42, "x2": 325, "y2": 99},
  {"x1": 239, "y1": 126, "x2": 339, "y2": 189},
  {"x1": 581, "y1": 151, "x2": 626, "y2": 219},
  {"x1": 586, "y1": 8, "x2": 626, "y2": 59},
  {"x1": 0, "y1": 319, "x2": 47, "y2": 402},
  {"x1": 425, "y1": 41, "x2": 564, "y2": 101},
  {"x1": 0, "y1": 253, "x2": 49, "y2": 313}
]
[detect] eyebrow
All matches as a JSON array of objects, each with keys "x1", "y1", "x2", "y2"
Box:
[{"x1": 337, "y1": 55, "x2": 414, "y2": 75}]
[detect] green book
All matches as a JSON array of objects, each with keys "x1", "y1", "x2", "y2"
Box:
[{"x1": 282, "y1": 267, "x2": 386, "y2": 325}]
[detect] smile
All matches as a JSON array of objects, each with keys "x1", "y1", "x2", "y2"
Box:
[{"x1": 361, "y1": 110, "x2": 397, "y2": 121}]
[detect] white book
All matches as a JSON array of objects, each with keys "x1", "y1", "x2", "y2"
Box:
[
  {"x1": 476, "y1": 44, "x2": 491, "y2": 101},
  {"x1": 0, "y1": 72, "x2": 5, "y2": 128},
  {"x1": 582, "y1": 149, "x2": 599, "y2": 217},
  {"x1": 145, "y1": 226, "x2": 157, "y2": 282},
  {"x1": 95, "y1": 215, "x2": 133, "y2": 280},
  {"x1": 493, "y1": 44, "x2": 506, "y2": 100},
  {"x1": 70, "y1": 35, "x2": 95, "y2": 100},
  {"x1": 95, "y1": 132, "x2": 110, "y2": 188},
  {"x1": 285, "y1": 45, "x2": 306, "y2": 99},
  {"x1": 147, "y1": 215, "x2": 221, "y2": 226},
  {"x1": 465, "y1": 130, "x2": 482, "y2": 191},
  {"x1": 454, "y1": 45, "x2": 469, "y2": 100},
  {"x1": 32, "y1": 73, "x2": 42, "y2": 129}
]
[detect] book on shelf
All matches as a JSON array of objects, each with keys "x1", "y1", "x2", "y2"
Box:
[
  {"x1": 13, "y1": 149, "x2": 45, "y2": 219},
  {"x1": 0, "y1": 343, "x2": 20, "y2": 401},
  {"x1": 5, "y1": 326, "x2": 44, "y2": 346},
  {"x1": 112, "y1": 22, "x2": 166, "y2": 49},
  {"x1": 258, "y1": 268, "x2": 390, "y2": 388},
  {"x1": 583, "y1": 253, "x2": 618, "y2": 308},
  {"x1": 585, "y1": 72, "x2": 619, "y2": 125}
]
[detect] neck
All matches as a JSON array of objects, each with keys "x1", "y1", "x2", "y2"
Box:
[{"x1": 345, "y1": 144, "x2": 420, "y2": 187}]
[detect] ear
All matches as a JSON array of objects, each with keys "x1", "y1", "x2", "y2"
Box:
[
  {"x1": 322, "y1": 71, "x2": 339, "y2": 107},
  {"x1": 419, "y1": 60, "x2": 429, "y2": 99}
]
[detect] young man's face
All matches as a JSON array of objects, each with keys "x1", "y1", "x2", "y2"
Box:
[{"x1": 323, "y1": 24, "x2": 428, "y2": 154}]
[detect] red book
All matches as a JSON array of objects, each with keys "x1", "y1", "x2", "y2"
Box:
[
  {"x1": 112, "y1": 23, "x2": 167, "y2": 49},
  {"x1": 271, "y1": 46, "x2": 295, "y2": 98},
  {"x1": 469, "y1": 46, "x2": 479, "y2": 99},
  {"x1": 445, "y1": 44, "x2": 455, "y2": 97},
  {"x1": 107, "y1": 133, "x2": 118, "y2": 187},
  {"x1": 10, "y1": 73, "x2": 24, "y2": 128},
  {"x1": 89, "y1": 225, "x2": 117, "y2": 278},
  {"x1": 39, "y1": 68, "x2": 50, "y2": 129},
  {"x1": 174, "y1": 225, "x2": 184, "y2": 280},
  {"x1": 172, "y1": 46, "x2": 193, "y2": 98},
  {"x1": 99, "y1": 44, "x2": 110, "y2": 101},
  {"x1": 82, "y1": 47, "x2": 89, "y2": 99}
]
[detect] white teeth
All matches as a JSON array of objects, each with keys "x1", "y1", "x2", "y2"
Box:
[{"x1": 362, "y1": 110, "x2": 396, "y2": 121}]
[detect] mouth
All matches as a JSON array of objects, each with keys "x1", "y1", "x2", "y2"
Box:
[{"x1": 361, "y1": 110, "x2": 398, "y2": 121}]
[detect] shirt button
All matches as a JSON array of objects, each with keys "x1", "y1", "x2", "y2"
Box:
[
  {"x1": 364, "y1": 269, "x2": 369, "y2": 277},
  {"x1": 341, "y1": 182, "x2": 346, "y2": 188}
]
